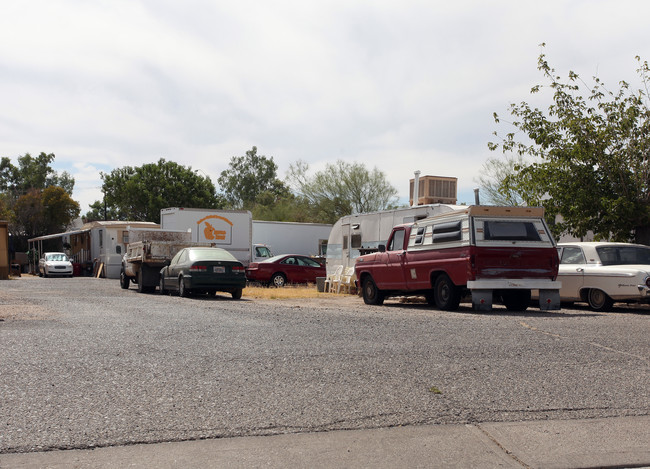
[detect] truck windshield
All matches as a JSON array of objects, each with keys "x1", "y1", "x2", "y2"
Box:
[{"x1": 483, "y1": 221, "x2": 541, "y2": 242}]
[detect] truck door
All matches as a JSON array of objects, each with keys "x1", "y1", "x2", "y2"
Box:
[{"x1": 376, "y1": 227, "x2": 408, "y2": 290}]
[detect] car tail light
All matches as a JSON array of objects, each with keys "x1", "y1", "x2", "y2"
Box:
[
  {"x1": 190, "y1": 265, "x2": 207, "y2": 272},
  {"x1": 232, "y1": 266, "x2": 245, "y2": 273}
]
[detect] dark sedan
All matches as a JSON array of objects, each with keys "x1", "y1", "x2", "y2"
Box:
[
  {"x1": 159, "y1": 247, "x2": 246, "y2": 299},
  {"x1": 246, "y1": 254, "x2": 325, "y2": 287}
]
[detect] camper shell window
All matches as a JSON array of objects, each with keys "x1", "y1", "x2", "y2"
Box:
[{"x1": 483, "y1": 221, "x2": 541, "y2": 242}]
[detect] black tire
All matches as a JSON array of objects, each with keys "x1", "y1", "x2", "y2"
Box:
[
  {"x1": 231, "y1": 288, "x2": 243, "y2": 300},
  {"x1": 137, "y1": 268, "x2": 145, "y2": 293},
  {"x1": 362, "y1": 277, "x2": 385, "y2": 305},
  {"x1": 179, "y1": 277, "x2": 191, "y2": 297},
  {"x1": 501, "y1": 290, "x2": 531, "y2": 312},
  {"x1": 120, "y1": 270, "x2": 130, "y2": 289},
  {"x1": 159, "y1": 276, "x2": 166, "y2": 295},
  {"x1": 38, "y1": 270, "x2": 43, "y2": 278},
  {"x1": 434, "y1": 274, "x2": 461, "y2": 311},
  {"x1": 270, "y1": 273, "x2": 287, "y2": 288},
  {"x1": 587, "y1": 288, "x2": 613, "y2": 312}
]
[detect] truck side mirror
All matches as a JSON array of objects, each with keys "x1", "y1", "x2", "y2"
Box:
[{"x1": 378, "y1": 244, "x2": 386, "y2": 253}]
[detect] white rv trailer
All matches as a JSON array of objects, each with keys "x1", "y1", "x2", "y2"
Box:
[{"x1": 325, "y1": 204, "x2": 463, "y2": 275}]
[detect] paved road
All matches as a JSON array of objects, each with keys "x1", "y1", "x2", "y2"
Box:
[{"x1": 1, "y1": 277, "x2": 648, "y2": 460}]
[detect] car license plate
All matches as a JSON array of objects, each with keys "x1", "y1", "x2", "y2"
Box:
[{"x1": 213, "y1": 266, "x2": 225, "y2": 273}]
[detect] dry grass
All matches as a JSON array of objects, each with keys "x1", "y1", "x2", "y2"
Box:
[{"x1": 243, "y1": 283, "x2": 328, "y2": 300}]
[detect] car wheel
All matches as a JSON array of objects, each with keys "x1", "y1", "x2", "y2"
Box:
[
  {"x1": 434, "y1": 274, "x2": 461, "y2": 311},
  {"x1": 120, "y1": 270, "x2": 130, "y2": 289},
  {"x1": 587, "y1": 288, "x2": 613, "y2": 312},
  {"x1": 362, "y1": 277, "x2": 384, "y2": 305},
  {"x1": 159, "y1": 276, "x2": 166, "y2": 295},
  {"x1": 179, "y1": 277, "x2": 191, "y2": 297},
  {"x1": 270, "y1": 273, "x2": 286, "y2": 288},
  {"x1": 231, "y1": 288, "x2": 243, "y2": 300},
  {"x1": 501, "y1": 290, "x2": 531, "y2": 312},
  {"x1": 38, "y1": 270, "x2": 43, "y2": 277}
]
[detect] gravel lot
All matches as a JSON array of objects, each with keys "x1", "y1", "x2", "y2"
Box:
[{"x1": 1, "y1": 276, "x2": 648, "y2": 454}]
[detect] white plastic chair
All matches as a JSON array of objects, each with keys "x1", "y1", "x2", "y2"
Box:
[
  {"x1": 337, "y1": 266, "x2": 356, "y2": 294},
  {"x1": 324, "y1": 265, "x2": 343, "y2": 293}
]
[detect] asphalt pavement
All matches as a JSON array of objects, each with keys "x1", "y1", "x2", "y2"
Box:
[{"x1": 1, "y1": 277, "x2": 649, "y2": 468}]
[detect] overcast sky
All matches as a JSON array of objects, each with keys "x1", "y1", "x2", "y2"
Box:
[{"x1": 2, "y1": 0, "x2": 649, "y2": 213}]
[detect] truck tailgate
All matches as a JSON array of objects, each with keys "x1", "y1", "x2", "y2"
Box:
[{"x1": 471, "y1": 247, "x2": 558, "y2": 279}]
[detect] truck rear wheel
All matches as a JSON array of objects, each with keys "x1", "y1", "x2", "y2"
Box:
[
  {"x1": 362, "y1": 277, "x2": 384, "y2": 305},
  {"x1": 434, "y1": 274, "x2": 461, "y2": 311},
  {"x1": 137, "y1": 269, "x2": 145, "y2": 293},
  {"x1": 231, "y1": 288, "x2": 243, "y2": 300},
  {"x1": 501, "y1": 290, "x2": 531, "y2": 312}
]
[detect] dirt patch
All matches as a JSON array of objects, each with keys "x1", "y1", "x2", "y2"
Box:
[{"x1": 0, "y1": 288, "x2": 54, "y2": 321}]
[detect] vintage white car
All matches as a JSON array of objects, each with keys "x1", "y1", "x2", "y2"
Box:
[
  {"x1": 557, "y1": 242, "x2": 650, "y2": 311},
  {"x1": 38, "y1": 252, "x2": 73, "y2": 278}
]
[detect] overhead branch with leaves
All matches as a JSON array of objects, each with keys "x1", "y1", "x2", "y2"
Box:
[{"x1": 489, "y1": 45, "x2": 650, "y2": 242}]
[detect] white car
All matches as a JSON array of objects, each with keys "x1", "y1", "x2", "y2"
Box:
[
  {"x1": 39, "y1": 252, "x2": 73, "y2": 278},
  {"x1": 557, "y1": 242, "x2": 650, "y2": 311}
]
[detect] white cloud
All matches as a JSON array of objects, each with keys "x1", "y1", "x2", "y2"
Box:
[{"x1": 2, "y1": 0, "x2": 650, "y2": 213}]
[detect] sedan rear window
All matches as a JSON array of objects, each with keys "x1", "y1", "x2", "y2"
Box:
[
  {"x1": 188, "y1": 248, "x2": 237, "y2": 262},
  {"x1": 596, "y1": 246, "x2": 650, "y2": 265}
]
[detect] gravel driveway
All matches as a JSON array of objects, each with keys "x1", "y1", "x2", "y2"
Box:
[{"x1": 1, "y1": 276, "x2": 648, "y2": 454}]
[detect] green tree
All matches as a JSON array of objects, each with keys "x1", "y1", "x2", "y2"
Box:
[
  {"x1": 287, "y1": 160, "x2": 398, "y2": 224},
  {"x1": 1, "y1": 152, "x2": 74, "y2": 195},
  {"x1": 489, "y1": 47, "x2": 650, "y2": 242},
  {"x1": 88, "y1": 159, "x2": 223, "y2": 224},
  {"x1": 10, "y1": 186, "x2": 79, "y2": 241},
  {"x1": 217, "y1": 146, "x2": 290, "y2": 210},
  {"x1": 474, "y1": 155, "x2": 528, "y2": 206},
  {"x1": 0, "y1": 152, "x2": 78, "y2": 251}
]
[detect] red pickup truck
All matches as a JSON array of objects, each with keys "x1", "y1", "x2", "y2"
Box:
[{"x1": 354, "y1": 206, "x2": 561, "y2": 312}]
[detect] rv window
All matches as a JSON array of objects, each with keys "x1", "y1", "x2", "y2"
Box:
[
  {"x1": 343, "y1": 235, "x2": 348, "y2": 250},
  {"x1": 351, "y1": 234, "x2": 362, "y2": 249},
  {"x1": 116, "y1": 246, "x2": 121, "y2": 255},
  {"x1": 122, "y1": 230, "x2": 129, "y2": 244}
]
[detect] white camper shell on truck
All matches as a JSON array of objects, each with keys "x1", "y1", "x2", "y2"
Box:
[
  {"x1": 326, "y1": 204, "x2": 463, "y2": 275},
  {"x1": 160, "y1": 208, "x2": 254, "y2": 266}
]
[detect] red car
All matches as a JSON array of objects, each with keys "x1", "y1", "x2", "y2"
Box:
[{"x1": 246, "y1": 254, "x2": 325, "y2": 287}]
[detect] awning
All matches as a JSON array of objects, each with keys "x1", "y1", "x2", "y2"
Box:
[{"x1": 28, "y1": 228, "x2": 91, "y2": 243}]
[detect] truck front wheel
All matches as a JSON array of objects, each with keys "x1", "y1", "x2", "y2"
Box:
[
  {"x1": 362, "y1": 277, "x2": 384, "y2": 305},
  {"x1": 120, "y1": 269, "x2": 130, "y2": 289},
  {"x1": 434, "y1": 274, "x2": 461, "y2": 311}
]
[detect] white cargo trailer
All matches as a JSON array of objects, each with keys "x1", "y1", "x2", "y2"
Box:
[
  {"x1": 160, "y1": 208, "x2": 253, "y2": 265},
  {"x1": 252, "y1": 220, "x2": 331, "y2": 258}
]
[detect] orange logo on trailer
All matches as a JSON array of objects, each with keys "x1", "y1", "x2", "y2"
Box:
[{"x1": 197, "y1": 215, "x2": 233, "y2": 244}]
